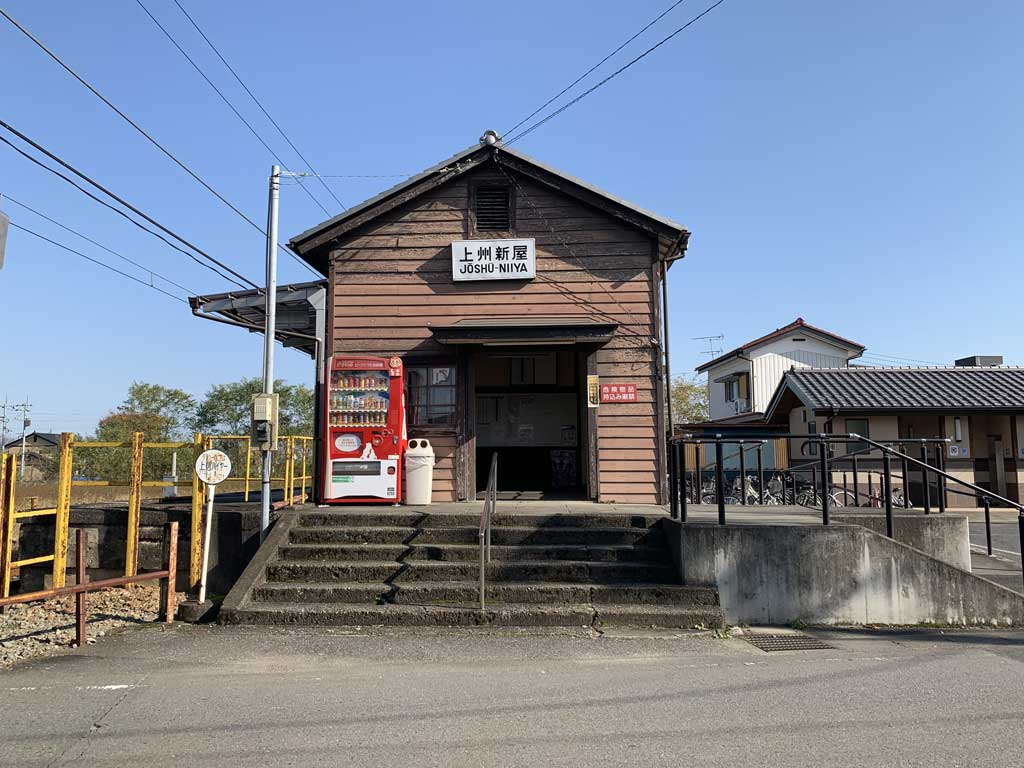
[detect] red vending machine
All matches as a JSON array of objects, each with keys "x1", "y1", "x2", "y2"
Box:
[{"x1": 323, "y1": 355, "x2": 406, "y2": 503}]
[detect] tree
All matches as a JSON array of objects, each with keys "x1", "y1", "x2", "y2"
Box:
[
  {"x1": 116, "y1": 382, "x2": 197, "y2": 440},
  {"x1": 670, "y1": 375, "x2": 710, "y2": 425},
  {"x1": 192, "y1": 377, "x2": 314, "y2": 436}
]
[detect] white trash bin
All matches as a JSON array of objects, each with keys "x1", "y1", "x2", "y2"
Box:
[{"x1": 405, "y1": 439, "x2": 435, "y2": 505}]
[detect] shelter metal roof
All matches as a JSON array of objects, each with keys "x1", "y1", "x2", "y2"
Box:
[{"x1": 188, "y1": 281, "x2": 326, "y2": 358}]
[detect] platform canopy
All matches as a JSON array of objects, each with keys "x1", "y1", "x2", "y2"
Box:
[{"x1": 188, "y1": 280, "x2": 326, "y2": 358}]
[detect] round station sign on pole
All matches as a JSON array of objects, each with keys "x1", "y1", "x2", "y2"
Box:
[
  {"x1": 194, "y1": 449, "x2": 232, "y2": 604},
  {"x1": 195, "y1": 449, "x2": 232, "y2": 486}
]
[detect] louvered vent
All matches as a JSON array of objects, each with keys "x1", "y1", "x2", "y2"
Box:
[{"x1": 475, "y1": 186, "x2": 511, "y2": 231}]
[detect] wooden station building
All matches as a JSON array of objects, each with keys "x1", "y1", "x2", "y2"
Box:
[{"x1": 192, "y1": 132, "x2": 689, "y2": 505}]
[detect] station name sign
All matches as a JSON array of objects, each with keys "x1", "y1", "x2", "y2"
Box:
[{"x1": 451, "y1": 238, "x2": 536, "y2": 282}]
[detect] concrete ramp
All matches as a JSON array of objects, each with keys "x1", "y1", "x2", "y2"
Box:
[{"x1": 665, "y1": 519, "x2": 1024, "y2": 627}]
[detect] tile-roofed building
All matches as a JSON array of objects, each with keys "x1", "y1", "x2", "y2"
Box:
[
  {"x1": 765, "y1": 366, "x2": 1024, "y2": 506},
  {"x1": 768, "y1": 367, "x2": 1024, "y2": 415}
]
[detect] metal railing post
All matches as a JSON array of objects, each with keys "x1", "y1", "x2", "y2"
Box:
[
  {"x1": 715, "y1": 440, "x2": 726, "y2": 525},
  {"x1": 125, "y1": 431, "x2": 144, "y2": 578},
  {"x1": 738, "y1": 443, "x2": 747, "y2": 506},
  {"x1": 669, "y1": 441, "x2": 680, "y2": 520},
  {"x1": 811, "y1": 464, "x2": 818, "y2": 501},
  {"x1": 819, "y1": 437, "x2": 830, "y2": 525},
  {"x1": 0, "y1": 453, "x2": 15, "y2": 601},
  {"x1": 1018, "y1": 512, "x2": 1024, "y2": 593},
  {"x1": 921, "y1": 443, "x2": 932, "y2": 515},
  {"x1": 868, "y1": 473, "x2": 874, "y2": 507},
  {"x1": 883, "y1": 453, "x2": 894, "y2": 539},
  {"x1": 75, "y1": 527, "x2": 87, "y2": 647},
  {"x1": 679, "y1": 441, "x2": 688, "y2": 522},
  {"x1": 901, "y1": 449, "x2": 911, "y2": 509},
  {"x1": 757, "y1": 444, "x2": 765, "y2": 505},
  {"x1": 983, "y1": 498, "x2": 992, "y2": 556},
  {"x1": 852, "y1": 454, "x2": 860, "y2": 507},
  {"x1": 52, "y1": 433, "x2": 74, "y2": 589},
  {"x1": 936, "y1": 442, "x2": 946, "y2": 514}
]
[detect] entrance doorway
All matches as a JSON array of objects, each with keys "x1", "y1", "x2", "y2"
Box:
[{"x1": 474, "y1": 350, "x2": 585, "y2": 499}]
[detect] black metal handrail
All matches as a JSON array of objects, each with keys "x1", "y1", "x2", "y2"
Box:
[
  {"x1": 478, "y1": 452, "x2": 497, "y2": 612},
  {"x1": 667, "y1": 432, "x2": 1024, "y2": 590}
]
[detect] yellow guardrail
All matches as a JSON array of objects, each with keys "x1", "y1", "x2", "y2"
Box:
[{"x1": 0, "y1": 431, "x2": 313, "y2": 597}]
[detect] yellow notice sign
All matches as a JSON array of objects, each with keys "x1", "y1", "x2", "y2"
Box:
[{"x1": 586, "y1": 375, "x2": 600, "y2": 408}]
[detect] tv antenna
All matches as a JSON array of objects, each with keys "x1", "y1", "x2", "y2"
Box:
[{"x1": 693, "y1": 334, "x2": 724, "y2": 359}]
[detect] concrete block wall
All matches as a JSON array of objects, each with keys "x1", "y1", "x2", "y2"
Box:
[{"x1": 664, "y1": 519, "x2": 1024, "y2": 627}]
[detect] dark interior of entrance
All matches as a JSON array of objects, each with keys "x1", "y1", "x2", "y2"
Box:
[{"x1": 474, "y1": 350, "x2": 585, "y2": 499}]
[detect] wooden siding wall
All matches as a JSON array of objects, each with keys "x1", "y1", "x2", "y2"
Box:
[{"x1": 328, "y1": 166, "x2": 662, "y2": 504}]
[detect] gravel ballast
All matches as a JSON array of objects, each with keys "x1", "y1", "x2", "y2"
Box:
[{"x1": 0, "y1": 584, "x2": 184, "y2": 668}]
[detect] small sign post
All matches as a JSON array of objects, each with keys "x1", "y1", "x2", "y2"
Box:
[{"x1": 194, "y1": 449, "x2": 231, "y2": 605}]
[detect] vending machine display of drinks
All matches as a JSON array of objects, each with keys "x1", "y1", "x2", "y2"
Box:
[{"x1": 323, "y1": 355, "x2": 406, "y2": 503}]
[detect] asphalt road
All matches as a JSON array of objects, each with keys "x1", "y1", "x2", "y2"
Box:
[
  {"x1": 969, "y1": 522, "x2": 1022, "y2": 564},
  {"x1": 2, "y1": 624, "x2": 1024, "y2": 767}
]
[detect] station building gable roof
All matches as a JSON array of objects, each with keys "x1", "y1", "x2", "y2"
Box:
[{"x1": 288, "y1": 138, "x2": 689, "y2": 275}]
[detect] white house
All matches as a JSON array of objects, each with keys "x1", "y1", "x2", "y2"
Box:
[{"x1": 696, "y1": 318, "x2": 865, "y2": 422}]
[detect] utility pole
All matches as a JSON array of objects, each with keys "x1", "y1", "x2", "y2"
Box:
[
  {"x1": 14, "y1": 398, "x2": 30, "y2": 478},
  {"x1": 260, "y1": 165, "x2": 281, "y2": 541},
  {"x1": 0, "y1": 397, "x2": 9, "y2": 451}
]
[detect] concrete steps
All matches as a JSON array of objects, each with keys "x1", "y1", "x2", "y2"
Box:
[{"x1": 220, "y1": 508, "x2": 724, "y2": 629}]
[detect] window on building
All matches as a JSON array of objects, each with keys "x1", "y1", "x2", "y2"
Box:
[
  {"x1": 406, "y1": 365, "x2": 456, "y2": 426},
  {"x1": 846, "y1": 418, "x2": 870, "y2": 454},
  {"x1": 807, "y1": 420, "x2": 818, "y2": 456},
  {"x1": 724, "y1": 379, "x2": 737, "y2": 402},
  {"x1": 473, "y1": 185, "x2": 513, "y2": 232}
]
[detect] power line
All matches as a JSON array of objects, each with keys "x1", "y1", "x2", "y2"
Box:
[
  {"x1": 504, "y1": 0, "x2": 727, "y2": 145},
  {"x1": 1, "y1": 193, "x2": 198, "y2": 294},
  {"x1": 170, "y1": 0, "x2": 348, "y2": 213},
  {"x1": 865, "y1": 352, "x2": 947, "y2": 366},
  {"x1": 0, "y1": 7, "x2": 320, "y2": 278},
  {"x1": 132, "y1": 0, "x2": 332, "y2": 217},
  {"x1": 10, "y1": 222, "x2": 188, "y2": 303},
  {"x1": 0, "y1": 124, "x2": 254, "y2": 290},
  {"x1": 504, "y1": 0, "x2": 690, "y2": 139}
]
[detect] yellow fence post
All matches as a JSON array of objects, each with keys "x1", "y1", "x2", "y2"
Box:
[
  {"x1": 244, "y1": 437, "x2": 252, "y2": 503},
  {"x1": 1, "y1": 453, "x2": 16, "y2": 600},
  {"x1": 189, "y1": 432, "x2": 204, "y2": 590},
  {"x1": 284, "y1": 437, "x2": 295, "y2": 505},
  {"x1": 52, "y1": 432, "x2": 74, "y2": 589},
  {"x1": 124, "y1": 431, "x2": 145, "y2": 578},
  {"x1": 300, "y1": 439, "x2": 308, "y2": 503}
]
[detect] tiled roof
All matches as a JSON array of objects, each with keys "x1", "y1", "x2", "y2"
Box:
[
  {"x1": 696, "y1": 318, "x2": 864, "y2": 373},
  {"x1": 775, "y1": 367, "x2": 1024, "y2": 413}
]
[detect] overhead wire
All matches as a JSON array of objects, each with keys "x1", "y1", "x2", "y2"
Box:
[
  {"x1": 170, "y1": 0, "x2": 348, "y2": 213},
  {"x1": 503, "y1": 0, "x2": 728, "y2": 145},
  {"x1": 132, "y1": 0, "x2": 332, "y2": 217},
  {"x1": 0, "y1": 123, "x2": 255, "y2": 290},
  {"x1": 503, "y1": 0, "x2": 690, "y2": 139},
  {"x1": 1, "y1": 193, "x2": 198, "y2": 294},
  {"x1": 10, "y1": 222, "x2": 187, "y2": 304},
  {"x1": 0, "y1": 7, "x2": 321, "y2": 278}
]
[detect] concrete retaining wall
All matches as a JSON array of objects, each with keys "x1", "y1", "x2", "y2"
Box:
[
  {"x1": 664, "y1": 520, "x2": 1024, "y2": 627},
  {"x1": 833, "y1": 512, "x2": 971, "y2": 570},
  {"x1": 18, "y1": 503, "x2": 266, "y2": 594}
]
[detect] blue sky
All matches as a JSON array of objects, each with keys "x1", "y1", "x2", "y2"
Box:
[{"x1": 1, "y1": 0, "x2": 1021, "y2": 434}]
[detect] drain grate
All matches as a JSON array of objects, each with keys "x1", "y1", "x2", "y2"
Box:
[{"x1": 742, "y1": 633, "x2": 835, "y2": 652}]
